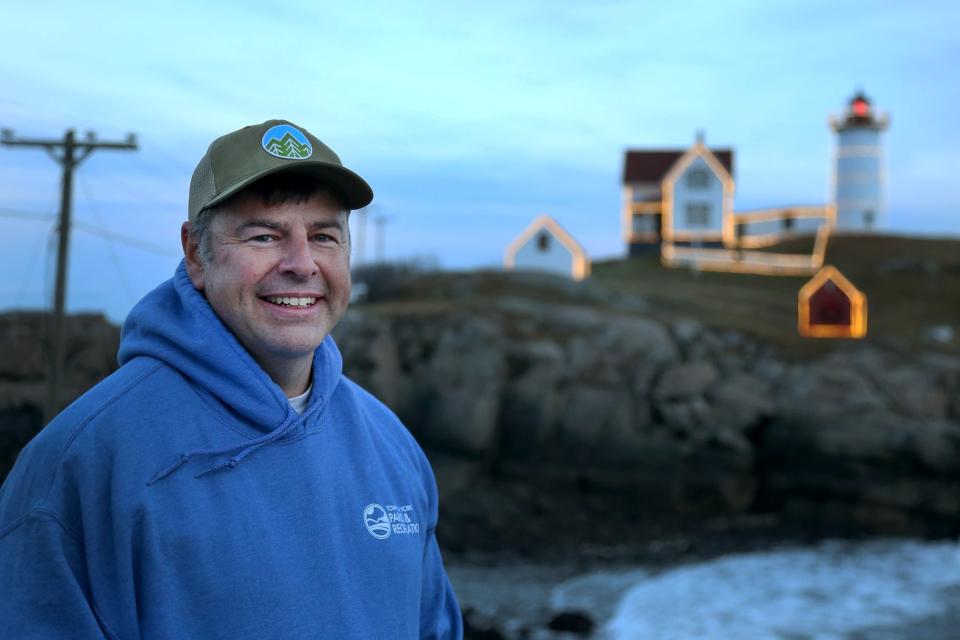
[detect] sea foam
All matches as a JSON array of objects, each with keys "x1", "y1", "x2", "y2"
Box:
[{"x1": 602, "y1": 539, "x2": 960, "y2": 640}]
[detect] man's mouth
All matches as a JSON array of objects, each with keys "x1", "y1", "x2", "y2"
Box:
[{"x1": 263, "y1": 295, "x2": 318, "y2": 308}]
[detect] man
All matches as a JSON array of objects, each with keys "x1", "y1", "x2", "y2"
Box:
[{"x1": 0, "y1": 120, "x2": 463, "y2": 639}]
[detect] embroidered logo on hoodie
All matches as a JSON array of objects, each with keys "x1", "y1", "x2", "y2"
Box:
[{"x1": 363, "y1": 503, "x2": 420, "y2": 539}]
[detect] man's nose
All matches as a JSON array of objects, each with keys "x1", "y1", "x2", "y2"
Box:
[{"x1": 279, "y1": 236, "x2": 319, "y2": 278}]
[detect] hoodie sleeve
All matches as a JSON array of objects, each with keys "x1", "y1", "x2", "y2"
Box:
[
  {"x1": 417, "y1": 458, "x2": 462, "y2": 640},
  {"x1": 419, "y1": 524, "x2": 463, "y2": 640},
  {"x1": 0, "y1": 513, "x2": 115, "y2": 639}
]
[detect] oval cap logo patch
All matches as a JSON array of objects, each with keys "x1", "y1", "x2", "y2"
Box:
[{"x1": 261, "y1": 124, "x2": 313, "y2": 159}]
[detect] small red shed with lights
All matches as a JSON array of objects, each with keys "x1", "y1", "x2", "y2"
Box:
[{"x1": 798, "y1": 266, "x2": 867, "y2": 338}]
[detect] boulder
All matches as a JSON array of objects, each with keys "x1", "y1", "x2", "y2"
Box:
[
  {"x1": 564, "y1": 336, "x2": 624, "y2": 387},
  {"x1": 654, "y1": 362, "x2": 718, "y2": 402},
  {"x1": 656, "y1": 396, "x2": 714, "y2": 433},
  {"x1": 708, "y1": 373, "x2": 777, "y2": 432},
  {"x1": 0, "y1": 313, "x2": 50, "y2": 380},
  {"x1": 461, "y1": 608, "x2": 506, "y2": 640},
  {"x1": 670, "y1": 318, "x2": 703, "y2": 348},
  {"x1": 598, "y1": 317, "x2": 678, "y2": 387},
  {"x1": 0, "y1": 312, "x2": 119, "y2": 387},
  {"x1": 334, "y1": 313, "x2": 404, "y2": 409},
  {"x1": 411, "y1": 318, "x2": 506, "y2": 458},
  {"x1": 546, "y1": 611, "x2": 595, "y2": 635},
  {"x1": 870, "y1": 364, "x2": 950, "y2": 419},
  {"x1": 760, "y1": 409, "x2": 960, "y2": 531},
  {"x1": 777, "y1": 360, "x2": 888, "y2": 419},
  {"x1": 652, "y1": 362, "x2": 719, "y2": 431},
  {"x1": 677, "y1": 428, "x2": 756, "y2": 514},
  {"x1": 541, "y1": 305, "x2": 607, "y2": 334},
  {"x1": 499, "y1": 365, "x2": 563, "y2": 460},
  {"x1": 555, "y1": 384, "x2": 634, "y2": 451}
]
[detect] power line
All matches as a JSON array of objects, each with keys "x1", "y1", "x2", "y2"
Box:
[
  {"x1": 72, "y1": 221, "x2": 180, "y2": 257},
  {"x1": 77, "y1": 175, "x2": 136, "y2": 306},
  {"x1": 135, "y1": 133, "x2": 196, "y2": 174},
  {"x1": 15, "y1": 219, "x2": 53, "y2": 307},
  {"x1": 2, "y1": 206, "x2": 180, "y2": 257},
  {"x1": 0, "y1": 208, "x2": 55, "y2": 221},
  {"x1": 45, "y1": 228, "x2": 57, "y2": 313}
]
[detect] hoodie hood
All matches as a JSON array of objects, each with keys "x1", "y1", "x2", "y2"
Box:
[{"x1": 119, "y1": 261, "x2": 344, "y2": 482}]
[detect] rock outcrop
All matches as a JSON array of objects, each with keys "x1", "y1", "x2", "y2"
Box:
[
  {"x1": 0, "y1": 312, "x2": 120, "y2": 479},
  {"x1": 330, "y1": 273, "x2": 960, "y2": 537},
  {"x1": 2, "y1": 273, "x2": 959, "y2": 540}
]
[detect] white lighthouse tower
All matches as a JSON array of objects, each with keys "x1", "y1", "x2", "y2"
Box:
[{"x1": 829, "y1": 91, "x2": 889, "y2": 232}]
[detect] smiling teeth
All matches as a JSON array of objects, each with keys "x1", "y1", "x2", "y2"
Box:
[{"x1": 266, "y1": 296, "x2": 316, "y2": 307}]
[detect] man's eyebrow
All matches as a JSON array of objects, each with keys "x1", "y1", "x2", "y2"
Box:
[
  {"x1": 233, "y1": 218, "x2": 345, "y2": 233},
  {"x1": 308, "y1": 219, "x2": 346, "y2": 231},
  {"x1": 235, "y1": 219, "x2": 283, "y2": 232}
]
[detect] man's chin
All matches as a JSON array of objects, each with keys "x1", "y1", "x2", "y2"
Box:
[{"x1": 270, "y1": 335, "x2": 327, "y2": 358}]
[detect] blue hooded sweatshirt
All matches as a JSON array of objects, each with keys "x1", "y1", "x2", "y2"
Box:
[{"x1": 0, "y1": 262, "x2": 463, "y2": 639}]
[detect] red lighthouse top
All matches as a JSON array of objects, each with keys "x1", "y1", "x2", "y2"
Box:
[
  {"x1": 850, "y1": 92, "x2": 870, "y2": 117},
  {"x1": 830, "y1": 89, "x2": 888, "y2": 132}
]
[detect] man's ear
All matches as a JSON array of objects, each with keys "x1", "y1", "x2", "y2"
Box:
[{"x1": 181, "y1": 222, "x2": 206, "y2": 291}]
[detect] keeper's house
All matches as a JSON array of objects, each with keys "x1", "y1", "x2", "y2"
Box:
[
  {"x1": 504, "y1": 214, "x2": 590, "y2": 281},
  {"x1": 621, "y1": 134, "x2": 834, "y2": 271},
  {"x1": 621, "y1": 135, "x2": 734, "y2": 256}
]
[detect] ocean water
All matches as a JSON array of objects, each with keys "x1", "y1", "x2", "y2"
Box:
[{"x1": 601, "y1": 539, "x2": 960, "y2": 640}]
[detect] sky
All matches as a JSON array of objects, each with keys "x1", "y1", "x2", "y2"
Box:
[{"x1": 1, "y1": 1, "x2": 958, "y2": 322}]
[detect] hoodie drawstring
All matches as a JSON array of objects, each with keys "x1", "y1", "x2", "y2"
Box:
[{"x1": 146, "y1": 412, "x2": 302, "y2": 486}]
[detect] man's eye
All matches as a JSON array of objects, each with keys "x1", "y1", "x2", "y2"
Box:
[
  {"x1": 313, "y1": 234, "x2": 339, "y2": 244},
  {"x1": 249, "y1": 235, "x2": 275, "y2": 243}
]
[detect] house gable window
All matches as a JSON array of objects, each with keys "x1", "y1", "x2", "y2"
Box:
[
  {"x1": 687, "y1": 169, "x2": 709, "y2": 189},
  {"x1": 685, "y1": 203, "x2": 711, "y2": 227},
  {"x1": 537, "y1": 232, "x2": 551, "y2": 252}
]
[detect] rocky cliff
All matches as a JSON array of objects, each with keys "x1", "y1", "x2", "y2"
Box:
[
  {"x1": 334, "y1": 271, "x2": 960, "y2": 550},
  {"x1": 2, "y1": 271, "x2": 958, "y2": 552}
]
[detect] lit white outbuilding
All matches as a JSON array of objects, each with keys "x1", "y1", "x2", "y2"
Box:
[{"x1": 504, "y1": 214, "x2": 590, "y2": 281}]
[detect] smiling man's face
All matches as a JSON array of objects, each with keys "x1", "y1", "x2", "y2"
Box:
[{"x1": 184, "y1": 189, "x2": 350, "y2": 385}]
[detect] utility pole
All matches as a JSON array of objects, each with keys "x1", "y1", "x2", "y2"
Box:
[
  {"x1": 1, "y1": 128, "x2": 138, "y2": 423},
  {"x1": 354, "y1": 205, "x2": 368, "y2": 267},
  {"x1": 374, "y1": 215, "x2": 389, "y2": 264}
]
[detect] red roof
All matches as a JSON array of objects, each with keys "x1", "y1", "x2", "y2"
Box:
[{"x1": 622, "y1": 149, "x2": 734, "y2": 183}]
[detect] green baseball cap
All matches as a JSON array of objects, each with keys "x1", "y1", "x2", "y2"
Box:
[{"x1": 188, "y1": 119, "x2": 373, "y2": 221}]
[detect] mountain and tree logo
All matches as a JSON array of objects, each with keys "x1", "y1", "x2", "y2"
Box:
[{"x1": 261, "y1": 124, "x2": 313, "y2": 159}]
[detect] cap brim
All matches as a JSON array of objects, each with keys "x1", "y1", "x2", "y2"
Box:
[{"x1": 203, "y1": 161, "x2": 373, "y2": 213}]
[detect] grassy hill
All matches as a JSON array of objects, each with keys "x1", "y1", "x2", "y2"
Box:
[
  {"x1": 361, "y1": 233, "x2": 959, "y2": 362},
  {"x1": 590, "y1": 234, "x2": 960, "y2": 359}
]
